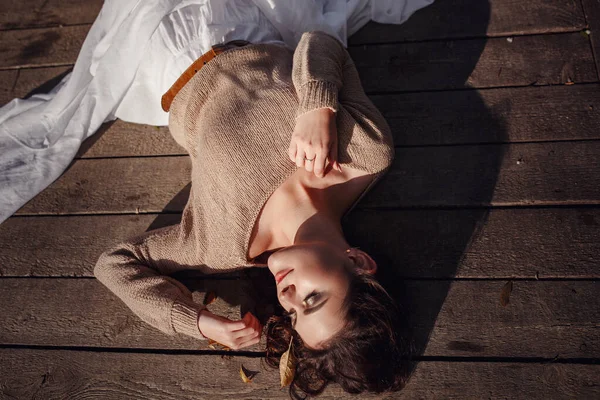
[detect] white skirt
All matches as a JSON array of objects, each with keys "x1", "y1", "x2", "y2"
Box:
[{"x1": 0, "y1": 0, "x2": 434, "y2": 224}]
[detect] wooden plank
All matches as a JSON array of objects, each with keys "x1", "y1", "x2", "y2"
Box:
[
  {"x1": 12, "y1": 65, "x2": 71, "y2": 97},
  {"x1": 0, "y1": 214, "x2": 180, "y2": 277},
  {"x1": 0, "y1": 0, "x2": 102, "y2": 30},
  {"x1": 0, "y1": 65, "x2": 71, "y2": 107},
  {"x1": 0, "y1": 279, "x2": 598, "y2": 358},
  {"x1": 349, "y1": 0, "x2": 587, "y2": 44},
  {"x1": 14, "y1": 141, "x2": 600, "y2": 215},
  {"x1": 2, "y1": 208, "x2": 600, "y2": 279},
  {"x1": 0, "y1": 69, "x2": 18, "y2": 106},
  {"x1": 344, "y1": 207, "x2": 600, "y2": 279},
  {"x1": 364, "y1": 140, "x2": 600, "y2": 208},
  {"x1": 76, "y1": 121, "x2": 184, "y2": 158},
  {"x1": 0, "y1": 350, "x2": 598, "y2": 399},
  {"x1": 374, "y1": 84, "x2": 600, "y2": 146},
  {"x1": 582, "y1": 0, "x2": 600, "y2": 81},
  {"x1": 1, "y1": 29, "x2": 596, "y2": 93},
  {"x1": 0, "y1": 25, "x2": 88, "y2": 69},
  {"x1": 16, "y1": 157, "x2": 192, "y2": 215},
  {"x1": 350, "y1": 33, "x2": 597, "y2": 93},
  {"x1": 76, "y1": 84, "x2": 600, "y2": 157}
]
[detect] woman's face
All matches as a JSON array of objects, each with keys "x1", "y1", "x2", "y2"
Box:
[{"x1": 267, "y1": 241, "x2": 352, "y2": 349}]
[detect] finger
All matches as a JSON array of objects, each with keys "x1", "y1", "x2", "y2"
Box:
[
  {"x1": 288, "y1": 141, "x2": 297, "y2": 163},
  {"x1": 232, "y1": 326, "x2": 256, "y2": 339},
  {"x1": 313, "y1": 150, "x2": 327, "y2": 178},
  {"x1": 328, "y1": 137, "x2": 339, "y2": 172},
  {"x1": 304, "y1": 150, "x2": 315, "y2": 173},
  {"x1": 237, "y1": 335, "x2": 261, "y2": 349},
  {"x1": 295, "y1": 148, "x2": 306, "y2": 168},
  {"x1": 227, "y1": 320, "x2": 247, "y2": 331}
]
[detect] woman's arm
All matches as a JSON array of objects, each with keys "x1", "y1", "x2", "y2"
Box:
[
  {"x1": 291, "y1": 30, "x2": 347, "y2": 118},
  {"x1": 291, "y1": 30, "x2": 395, "y2": 176},
  {"x1": 94, "y1": 214, "x2": 261, "y2": 348},
  {"x1": 94, "y1": 223, "x2": 209, "y2": 340}
]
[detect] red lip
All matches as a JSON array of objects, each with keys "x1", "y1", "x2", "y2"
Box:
[{"x1": 275, "y1": 269, "x2": 292, "y2": 285}]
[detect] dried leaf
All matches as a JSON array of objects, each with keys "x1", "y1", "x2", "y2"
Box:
[
  {"x1": 240, "y1": 365, "x2": 253, "y2": 383},
  {"x1": 203, "y1": 291, "x2": 218, "y2": 305},
  {"x1": 280, "y1": 338, "x2": 296, "y2": 387},
  {"x1": 208, "y1": 338, "x2": 230, "y2": 351},
  {"x1": 500, "y1": 281, "x2": 513, "y2": 306}
]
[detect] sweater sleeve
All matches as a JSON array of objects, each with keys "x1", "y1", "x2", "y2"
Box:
[
  {"x1": 93, "y1": 219, "x2": 207, "y2": 341},
  {"x1": 292, "y1": 30, "x2": 395, "y2": 174},
  {"x1": 291, "y1": 30, "x2": 347, "y2": 117}
]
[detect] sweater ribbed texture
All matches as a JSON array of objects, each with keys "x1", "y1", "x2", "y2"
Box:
[{"x1": 94, "y1": 31, "x2": 394, "y2": 340}]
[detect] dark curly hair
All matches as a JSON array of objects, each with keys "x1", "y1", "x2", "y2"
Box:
[{"x1": 264, "y1": 269, "x2": 412, "y2": 399}]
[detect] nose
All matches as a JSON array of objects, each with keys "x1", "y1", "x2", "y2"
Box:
[{"x1": 279, "y1": 284, "x2": 299, "y2": 309}]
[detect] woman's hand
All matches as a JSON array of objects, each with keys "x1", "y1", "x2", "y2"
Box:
[
  {"x1": 288, "y1": 107, "x2": 342, "y2": 178},
  {"x1": 197, "y1": 310, "x2": 262, "y2": 349}
]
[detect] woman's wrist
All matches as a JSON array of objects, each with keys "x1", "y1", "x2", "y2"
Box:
[{"x1": 197, "y1": 308, "x2": 211, "y2": 338}]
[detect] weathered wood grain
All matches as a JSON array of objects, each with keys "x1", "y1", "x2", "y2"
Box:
[
  {"x1": 0, "y1": 65, "x2": 72, "y2": 107},
  {"x1": 71, "y1": 84, "x2": 600, "y2": 158},
  {"x1": 365, "y1": 141, "x2": 600, "y2": 208},
  {"x1": 0, "y1": 349, "x2": 598, "y2": 399},
  {"x1": 16, "y1": 156, "x2": 192, "y2": 215},
  {"x1": 76, "y1": 121, "x2": 183, "y2": 158},
  {"x1": 350, "y1": 33, "x2": 597, "y2": 92},
  {"x1": 344, "y1": 207, "x2": 600, "y2": 279},
  {"x1": 374, "y1": 84, "x2": 600, "y2": 146},
  {"x1": 14, "y1": 141, "x2": 600, "y2": 215},
  {"x1": 1, "y1": 29, "x2": 595, "y2": 93},
  {"x1": 349, "y1": 0, "x2": 587, "y2": 44},
  {"x1": 1, "y1": 0, "x2": 585, "y2": 39},
  {"x1": 0, "y1": 0, "x2": 102, "y2": 30},
  {"x1": 582, "y1": 0, "x2": 600, "y2": 81},
  {"x1": 2, "y1": 208, "x2": 599, "y2": 279},
  {"x1": 0, "y1": 25, "x2": 88, "y2": 69},
  {"x1": 0, "y1": 279, "x2": 598, "y2": 358},
  {"x1": 0, "y1": 69, "x2": 18, "y2": 105}
]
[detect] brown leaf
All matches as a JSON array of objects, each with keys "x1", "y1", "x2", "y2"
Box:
[
  {"x1": 207, "y1": 338, "x2": 230, "y2": 351},
  {"x1": 203, "y1": 291, "x2": 218, "y2": 305},
  {"x1": 240, "y1": 365, "x2": 253, "y2": 383},
  {"x1": 500, "y1": 281, "x2": 513, "y2": 306},
  {"x1": 280, "y1": 338, "x2": 296, "y2": 387}
]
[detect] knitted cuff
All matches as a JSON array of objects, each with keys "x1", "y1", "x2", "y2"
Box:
[
  {"x1": 171, "y1": 299, "x2": 207, "y2": 340},
  {"x1": 296, "y1": 80, "x2": 339, "y2": 118}
]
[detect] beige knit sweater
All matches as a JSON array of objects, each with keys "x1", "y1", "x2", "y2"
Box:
[{"x1": 94, "y1": 31, "x2": 395, "y2": 341}]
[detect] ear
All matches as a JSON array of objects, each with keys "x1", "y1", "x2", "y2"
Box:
[{"x1": 346, "y1": 248, "x2": 377, "y2": 275}]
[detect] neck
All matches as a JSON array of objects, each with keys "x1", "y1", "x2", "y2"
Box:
[{"x1": 262, "y1": 174, "x2": 350, "y2": 255}]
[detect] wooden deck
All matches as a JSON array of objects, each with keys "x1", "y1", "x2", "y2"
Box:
[{"x1": 1, "y1": 1, "x2": 599, "y2": 398}]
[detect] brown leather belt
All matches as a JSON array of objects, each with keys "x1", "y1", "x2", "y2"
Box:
[{"x1": 161, "y1": 39, "x2": 251, "y2": 112}]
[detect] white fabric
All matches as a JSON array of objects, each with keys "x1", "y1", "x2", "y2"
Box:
[{"x1": 0, "y1": 0, "x2": 433, "y2": 224}]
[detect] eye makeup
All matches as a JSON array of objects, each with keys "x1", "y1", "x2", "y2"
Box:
[{"x1": 283, "y1": 291, "x2": 329, "y2": 327}]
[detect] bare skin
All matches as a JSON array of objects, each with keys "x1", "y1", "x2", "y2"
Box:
[
  {"x1": 198, "y1": 108, "x2": 379, "y2": 349},
  {"x1": 247, "y1": 153, "x2": 378, "y2": 348}
]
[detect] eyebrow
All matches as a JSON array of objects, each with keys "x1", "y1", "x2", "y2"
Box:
[{"x1": 303, "y1": 297, "x2": 329, "y2": 316}]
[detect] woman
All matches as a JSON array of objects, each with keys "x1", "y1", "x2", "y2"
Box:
[{"x1": 92, "y1": 1, "x2": 432, "y2": 398}]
